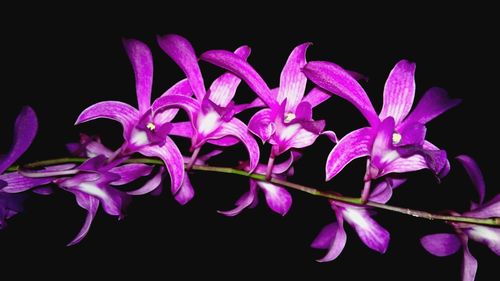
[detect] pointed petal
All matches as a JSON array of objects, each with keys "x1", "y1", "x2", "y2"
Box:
[
  {"x1": 169, "y1": 121, "x2": 194, "y2": 138},
  {"x1": 303, "y1": 61, "x2": 379, "y2": 126},
  {"x1": 139, "y1": 137, "x2": 185, "y2": 194},
  {"x1": 213, "y1": 118, "x2": 260, "y2": 172},
  {"x1": 157, "y1": 34, "x2": 205, "y2": 100},
  {"x1": 456, "y1": 155, "x2": 485, "y2": 204},
  {"x1": 404, "y1": 87, "x2": 461, "y2": 125},
  {"x1": 370, "y1": 117, "x2": 398, "y2": 175},
  {"x1": 380, "y1": 154, "x2": 427, "y2": 176},
  {"x1": 316, "y1": 217, "x2": 347, "y2": 262},
  {"x1": 379, "y1": 60, "x2": 416, "y2": 125},
  {"x1": 128, "y1": 167, "x2": 164, "y2": 195},
  {"x1": 465, "y1": 225, "x2": 500, "y2": 255},
  {"x1": 75, "y1": 101, "x2": 139, "y2": 138},
  {"x1": 67, "y1": 193, "x2": 99, "y2": 246},
  {"x1": 294, "y1": 101, "x2": 312, "y2": 120},
  {"x1": 420, "y1": 233, "x2": 462, "y2": 257},
  {"x1": 248, "y1": 108, "x2": 276, "y2": 143},
  {"x1": 0, "y1": 172, "x2": 53, "y2": 193},
  {"x1": 0, "y1": 106, "x2": 38, "y2": 174},
  {"x1": 311, "y1": 222, "x2": 337, "y2": 249},
  {"x1": 462, "y1": 241, "x2": 478, "y2": 281},
  {"x1": 209, "y1": 46, "x2": 251, "y2": 107},
  {"x1": 302, "y1": 87, "x2": 332, "y2": 108},
  {"x1": 207, "y1": 136, "x2": 240, "y2": 147},
  {"x1": 218, "y1": 181, "x2": 258, "y2": 217},
  {"x1": 152, "y1": 94, "x2": 200, "y2": 122},
  {"x1": 257, "y1": 182, "x2": 292, "y2": 216},
  {"x1": 122, "y1": 38, "x2": 153, "y2": 113},
  {"x1": 174, "y1": 174, "x2": 195, "y2": 205},
  {"x1": 272, "y1": 151, "x2": 297, "y2": 174},
  {"x1": 110, "y1": 164, "x2": 153, "y2": 185},
  {"x1": 325, "y1": 127, "x2": 373, "y2": 181},
  {"x1": 465, "y1": 194, "x2": 500, "y2": 219},
  {"x1": 156, "y1": 79, "x2": 193, "y2": 123},
  {"x1": 369, "y1": 180, "x2": 394, "y2": 204},
  {"x1": 200, "y1": 50, "x2": 276, "y2": 107},
  {"x1": 274, "y1": 122, "x2": 323, "y2": 155},
  {"x1": 278, "y1": 43, "x2": 311, "y2": 111},
  {"x1": 342, "y1": 207, "x2": 390, "y2": 253}
]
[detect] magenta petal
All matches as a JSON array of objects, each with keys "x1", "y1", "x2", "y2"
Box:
[
  {"x1": 465, "y1": 194, "x2": 500, "y2": 220},
  {"x1": 75, "y1": 101, "x2": 140, "y2": 138},
  {"x1": 404, "y1": 87, "x2": 461, "y2": 125},
  {"x1": 218, "y1": 180, "x2": 258, "y2": 217},
  {"x1": 209, "y1": 46, "x2": 251, "y2": 107},
  {"x1": 420, "y1": 233, "x2": 462, "y2": 257},
  {"x1": 370, "y1": 117, "x2": 397, "y2": 176},
  {"x1": 122, "y1": 38, "x2": 153, "y2": 114},
  {"x1": 139, "y1": 137, "x2": 185, "y2": 194},
  {"x1": 213, "y1": 118, "x2": 260, "y2": 172},
  {"x1": 200, "y1": 50, "x2": 276, "y2": 107},
  {"x1": 379, "y1": 60, "x2": 416, "y2": 125},
  {"x1": 272, "y1": 151, "x2": 297, "y2": 174},
  {"x1": 157, "y1": 34, "x2": 206, "y2": 100},
  {"x1": 465, "y1": 225, "x2": 500, "y2": 255},
  {"x1": 169, "y1": 121, "x2": 194, "y2": 138},
  {"x1": 325, "y1": 127, "x2": 373, "y2": 181},
  {"x1": 110, "y1": 164, "x2": 153, "y2": 185},
  {"x1": 462, "y1": 241, "x2": 478, "y2": 281},
  {"x1": 0, "y1": 106, "x2": 38, "y2": 174},
  {"x1": 0, "y1": 172, "x2": 53, "y2": 193},
  {"x1": 152, "y1": 94, "x2": 200, "y2": 123},
  {"x1": 278, "y1": 43, "x2": 311, "y2": 111},
  {"x1": 316, "y1": 218, "x2": 347, "y2": 262},
  {"x1": 396, "y1": 122, "x2": 426, "y2": 146},
  {"x1": 294, "y1": 101, "x2": 312, "y2": 120},
  {"x1": 67, "y1": 193, "x2": 99, "y2": 246},
  {"x1": 456, "y1": 155, "x2": 485, "y2": 204},
  {"x1": 302, "y1": 87, "x2": 332, "y2": 108},
  {"x1": 207, "y1": 136, "x2": 240, "y2": 147},
  {"x1": 380, "y1": 154, "x2": 428, "y2": 176},
  {"x1": 174, "y1": 174, "x2": 195, "y2": 205},
  {"x1": 311, "y1": 222, "x2": 337, "y2": 249},
  {"x1": 156, "y1": 79, "x2": 193, "y2": 123},
  {"x1": 248, "y1": 108, "x2": 276, "y2": 143},
  {"x1": 342, "y1": 207, "x2": 390, "y2": 253},
  {"x1": 369, "y1": 181, "x2": 394, "y2": 204},
  {"x1": 257, "y1": 181, "x2": 292, "y2": 216},
  {"x1": 128, "y1": 167, "x2": 164, "y2": 196},
  {"x1": 303, "y1": 61, "x2": 379, "y2": 126}
]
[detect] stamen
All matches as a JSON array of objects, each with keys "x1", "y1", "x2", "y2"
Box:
[
  {"x1": 284, "y1": 112, "x2": 296, "y2": 123},
  {"x1": 146, "y1": 122, "x2": 156, "y2": 131},
  {"x1": 392, "y1": 132, "x2": 402, "y2": 144}
]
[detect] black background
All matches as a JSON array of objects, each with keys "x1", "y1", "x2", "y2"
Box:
[{"x1": 1, "y1": 4, "x2": 498, "y2": 280}]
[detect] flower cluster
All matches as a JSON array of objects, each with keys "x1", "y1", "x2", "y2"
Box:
[{"x1": 0, "y1": 35, "x2": 497, "y2": 280}]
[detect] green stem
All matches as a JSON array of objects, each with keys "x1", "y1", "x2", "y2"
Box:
[{"x1": 6, "y1": 157, "x2": 500, "y2": 227}]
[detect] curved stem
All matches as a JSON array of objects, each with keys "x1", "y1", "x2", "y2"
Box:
[{"x1": 6, "y1": 157, "x2": 499, "y2": 227}]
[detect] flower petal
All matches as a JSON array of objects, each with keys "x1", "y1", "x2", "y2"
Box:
[
  {"x1": 139, "y1": 137, "x2": 185, "y2": 194},
  {"x1": 379, "y1": 60, "x2": 416, "y2": 125},
  {"x1": 465, "y1": 225, "x2": 500, "y2": 255},
  {"x1": 278, "y1": 43, "x2": 311, "y2": 111},
  {"x1": 342, "y1": 207, "x2": 390, "y2": 253},
  {"x1": 218, "y1": 180, "x2": 258, "y2": 217},
  {"x1": 311, "y1": 222, "x2": 337, "y2": 249},
  {"x1": 465, "y1": 194, "x2": 500, "y2": 219},
  {"x1": 0, "y1": 172, "x2": 53, "y2": 193},
  {"x1": 370, "y1": 117, "x2": 398, "y2": 177},
  {"x1": 302, "y1": 87, "x2": 332, "y2": 108},
  {"x1": 456, "y1": 155, "x2": 485, "y2": 204},
  {"x1": 316, "y1": 217, "x2": 347, "y2": 262},
  {"x1": 396, "y1": 122, "x2": 426, "y2": 146},
  {"x1": 209, "y1": 46, "x2": 251, "y2": 107},
  {"x1": 369, "y1": 181, "x2": 394, "y2": 204},
  {"x1": 403, "y1": 87, "x2": 461, "y2": 125},
  {"x1": 156, "y1": 79, "x2": 193, "y2": 123},
  {"x1": 248, "y1": 108, "x2": 276, "y2": 143},
  {"x1": 152, "y1": 94, "x2": 200, "y2": 123},
  {"x1": 213, "y1": 118, "x2": 260, "y2": 172},
  {"x1": 157, "y1": 34, "x2": 206, "y2": 100},
  {"x1": 303, "y1": 61, "x2": 379, "y2": 126},
  {"x1": 174, "y1": 174, "x2": 195, "y2": 205},
  {"x1": 257, "y1": 181, "x2": 292, "y2": 216},
  {"x1": 110, "y1": 164, "x2": 153, "y2": 185},
  {"x1": 462, "y1": 241, "x2": 478, "y2": 281},
  {"x1": 200, "y1": 50, "x2": 276, "y2": 107},
  {"x1": 169, "y1": 121, "x2": 194, "y2": 138},
  {"x1": 75, "y1": 101, "x2": 140, "y2": 139},
  {"x1": 128, "y1": 167, "x2": 164, "y2": 196},
  {"x1": 0, "y1": 106, "x2": 38, "y2": 174},
  {"x1": 420, "y1": 233, "x2": 462, "y2": 257},
  {"x1": 207, "y1": 136, "x2": 240, "y2": 147},
  {"x1": 67, "y1": 193, "x2": 99, "y2": 246},
  {"x1": 122, "y1": 38, "x2": 153, "y2": 113},
  {"x1": 325, "y1": 127, "x2": 373, "y2": 181}
]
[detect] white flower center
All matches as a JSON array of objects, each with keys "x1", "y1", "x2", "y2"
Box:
[
  {"x1": 343, "y1": 208, "x2": 369, "y2": 229},
  {"x1": 130, "y1": 128, "x2": 149, "y2": 146},
  {"x1": 392, "y1": 132, "x2": 402, "y2": 145},
  {"x1": 284, "y1": 112, "x2": 296, "y2": 123},
  {"x1": 197, "y1": 110, "x2": 221, "y2": 135}
]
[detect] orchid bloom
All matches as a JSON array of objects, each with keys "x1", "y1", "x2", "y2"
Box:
[
  {"x1": 421, "y1": 155, "x2": 500, "y2": 281},
  {"x1": 311, "y1": 179, "x2": 406, "y2": 262},
  {"x1": 219, "y1": 152, "x2": 300, "y2": 217},
  {"x1": 151, "y1": 34, "x2": 259, "y2": 171},
  {"x1": 76, "y1": 38, "x2": 187, "y2": 193},
  {"x1": 303, "y1": 60, "x2": 461, "y2": 191},
  {"x1": 0, "y1": 107, "x2": 39, "y2": 228},
  {"x1": 200, "y1": 43, "x2": 336, "y2": 179}
]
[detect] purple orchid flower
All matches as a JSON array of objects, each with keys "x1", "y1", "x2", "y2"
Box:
[
  {"x1": 311, "y1": 179, "x2": 405, "y2": 262},
  {"x1": 151, "y1": 34, "x2": 259, "y2": 171},
  {"x1": 76, "y1": 38, "x2": 188, "y2": 193},
  {"x1": 219, "y1": 152, "x2": 300, "y2": 217},
  {"x1": 303, "y1": 60, "x2": 460, "y2": 197},
  {"x1": 200, "y1": 43, "x2": 336, "y2": 179},
  {"x1": 66, "y1": 134, "x2": 113, "y2": 158},
  {"x1": 420, "y1": 155, "x2": 500, "y2": 281},
  {"x1": 0, "y1": 106, "x2": 41, "y2": 229}
]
